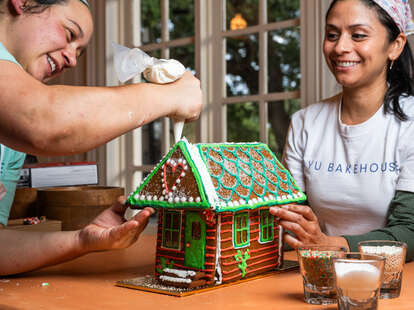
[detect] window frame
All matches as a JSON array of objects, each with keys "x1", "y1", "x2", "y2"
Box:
[
  {"x1": 162, "y1": 210, "x2": 183, "y2": 250},
  {"x1": 233, "y1": 212, "x2": 250, "y2": 248},
  {"x1": 259, "y1": 209, "x2": 274, "y2": 243}
]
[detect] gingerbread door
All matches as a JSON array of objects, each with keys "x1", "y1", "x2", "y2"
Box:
[{"x1": 184, "y1": 211, "x2": 206, "y2": 269}]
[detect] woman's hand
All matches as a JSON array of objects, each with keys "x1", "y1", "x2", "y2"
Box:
[
  {"x1": 77, "y1": 196, "x2": 155, "y2": 253},
  {"x1": 269, "y1": 204, "x2": 349, "y2": 250},
  {"x1": 166, "y1": 71, "x2": 202, "y2": 123}
]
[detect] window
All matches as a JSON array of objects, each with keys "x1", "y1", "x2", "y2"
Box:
[
  {"x1": 259, "y1": 209, "x2": 274, "y2": 243},
  {"x1": 234, "y1": 212, "x2": 250, "y2": 248},
  {"x1": 162, "y1": 210, "x2": 182, "y2": 249},
  {"x1": 224, "y1": 0, "x2": 301, "y2": 159},
  {"x1": 105, "y1": 0, "x2": 311, "y2": 194}
]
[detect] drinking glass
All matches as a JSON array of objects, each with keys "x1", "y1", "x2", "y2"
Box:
[
  {"x1": 333, "y1": 253, "x2": 385, "y2": 310},
  {"x1": 358, "y1": 240, "x2": 407, "y2": 299},
  {"x1": 297, "y1": 245, "x2": 346, "y2": 305}
]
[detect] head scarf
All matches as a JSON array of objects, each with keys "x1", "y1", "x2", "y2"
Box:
[
  {"x1": 78, "y1": 0, "x2": 89, "y2": 7},
  {"x1": 372, "y1": 0, "x2": 414, "y2": 35}
]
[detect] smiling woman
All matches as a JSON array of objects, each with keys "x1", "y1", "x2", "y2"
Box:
[
  {"x1": 270, "y1": 0, "x2": 414, "y2": 261},
  {"x1": 0, "y1": 0, "x2": 202, "y2": 276}
]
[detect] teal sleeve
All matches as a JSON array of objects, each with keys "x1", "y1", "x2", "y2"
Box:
[
  {"x1": 344, "y1": 191, "x2": 414, "y2": 261},
  {"x1": 0, "y1": 42, "x2": 20, "y2": 66},
  {"x1": 0, "y1": 147, "x2": 26, "y2": 226}
]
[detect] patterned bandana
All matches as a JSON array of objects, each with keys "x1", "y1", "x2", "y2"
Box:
[
  {"x1": 373, "y1": 0, "x2": 414, "y2": 35},
  {"x1": 78, "y1": 0, "x2": 89, "y2": 7}
]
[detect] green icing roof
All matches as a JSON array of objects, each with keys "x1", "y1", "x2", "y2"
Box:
[
  {"x1": 126, "y1": 140, "x2": 306, "y2": 212},
  {"x1": 126, "y1": 141, "x2": 210, "y2": 209},
  {"x1": 196, "y1": 142, "x2": 306, "y2": 212}
]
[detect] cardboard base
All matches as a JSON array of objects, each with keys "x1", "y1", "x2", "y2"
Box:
[{"x1": 116, "y1": 260, "x2": 299, "y2": 297}]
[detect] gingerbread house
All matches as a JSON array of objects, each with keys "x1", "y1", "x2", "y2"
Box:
[{"x1": 126, "y1": 139, "x2": 306, "y2": 288}]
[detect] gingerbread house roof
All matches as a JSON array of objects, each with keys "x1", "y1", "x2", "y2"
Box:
[{"x1": 126, "y1": 139, "x2": 306, "y2": 212}]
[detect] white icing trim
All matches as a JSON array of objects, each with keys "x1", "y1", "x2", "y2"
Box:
[
  {"x1": 215, "y1": 214, "x2": 223, "y2": 285},
  {"x1": 159, "y1": 275, "x2": 192, "y2": 284},
  {"x1": 185, "y1": 139, "x2": 219, "y2": 208},
  {"x1": 278, "y1": 225, "x2": 284, "y2": 267},
  {"x1": 163, "y1": 268, "x2": 196, "y2": 278}
]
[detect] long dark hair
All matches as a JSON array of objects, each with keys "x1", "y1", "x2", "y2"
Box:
[
  {"x1": 326, "y1": 0, "x2": 414, "y2": 121},
  {"x1": 0, "y1": 0, "x2": 68, "y2": 14},
  {"x1": 20, "y1": 0, "x2": 68, "y2": 13}
]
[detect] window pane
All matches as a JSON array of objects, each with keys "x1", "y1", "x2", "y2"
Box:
[
  {"x1": 268, "y1": 27, "x2": 300, "y2": 93},
  {"x1": 172, "y1": 231, "x2": 180, "y2": 248},
  {"x1": 226, "y1": 0, "x2": 258, "y2": 30},
  {"x1": 268, "y1": 0, "x2": 300, "y2": 23},
  {"x1": 170, "y1": 45, "x2": 195, "y2": 72},
  {"x1": 227, "y1": 102, "x2": 259, "y2": 143},
  {"x1": 268, "y1": 99, "x2": 301, "y2": 159},
  {"x1": 226, "y1": 35, "x2": 259, "y2": 97},
  {"x1": 170, "y1": 0, "x2": 195, "y2": 40},
  {"x1": 142, "y1": 120, "x2": 163, "y2": 165},
  {"x1": 141, "y1": 0, "x2": 161, "y2": 44},
  {"x1": 146, "y1": 50, "x2": 161, "y2": 59}
]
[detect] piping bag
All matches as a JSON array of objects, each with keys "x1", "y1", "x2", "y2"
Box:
[
  {"x1": 112, "y1": 42, "x2": 186, "y2": 145},
  {"x1": 113, "y1": 43, "x2": 187, "y2": 219}
]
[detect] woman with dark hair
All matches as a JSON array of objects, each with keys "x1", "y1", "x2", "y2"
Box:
[
  {"x1": 270, "y1": 0, "x2": 414, "y2": 260},
  {"x1": 0, "y1": 0, "x2": 201, "y2": 276}
]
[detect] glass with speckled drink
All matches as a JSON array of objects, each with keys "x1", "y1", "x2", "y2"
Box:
[
  {"x1": 333, "y1": 253, "x2": 385, "y2": 310},
  {"x1": 297, "y1": 245, "x2": 347, "y2": 305},
  {"x1": 358, "y1": 240, "x2": 407, "y2": 299}
]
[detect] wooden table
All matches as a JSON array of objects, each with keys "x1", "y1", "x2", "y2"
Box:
[{"x1": 1, "y1": 224, "x2": 414, "y2": 310}]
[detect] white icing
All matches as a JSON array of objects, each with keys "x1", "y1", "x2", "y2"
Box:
[
  {"x1": 185, "y1": 139, "x2": 220, "y2": 207},
  {"x1": 215, "y1": 215, "x2": 223, "y2": 285},
  {"x1": 163, "y1": 268, "x2": 196, "y2": 278},
  {"x1": 143, "y1": 59, "x2": 185, "y2": 84},
  {"x1": 124, "y1": 207, "x2": 142, "y2": 221}
]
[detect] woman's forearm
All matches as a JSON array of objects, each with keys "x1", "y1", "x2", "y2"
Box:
[
  {"x1": 0, "y1": 229, "x2": 84, "y2": 276},
  {"x1": 0, "y1": 66, "x2": 201, "y2": 156}
]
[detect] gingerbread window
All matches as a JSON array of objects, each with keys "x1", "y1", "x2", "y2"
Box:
[
  {"x1": 234, "y1": 212, "x2": 249, "y2": 248},
  {"x1": 259, "y1": 209, "x2": 274, "y2": 243},
  {"x1": 162, "y1": 210, "x2": 182, "y2": 249}
]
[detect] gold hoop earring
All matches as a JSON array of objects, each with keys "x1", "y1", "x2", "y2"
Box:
[{"x1": 390, "y1": 60, "x2": 395, "y2": 70}]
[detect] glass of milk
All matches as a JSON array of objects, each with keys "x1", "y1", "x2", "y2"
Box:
[
  {"x1": 358, "y1": 240, "x2": 407, "y2": 299},
  {"x1": 297, "y1": 245, "x2": 347, "y2": 305},
  {"x1": 333, "y1": 253, "x2": 385, "y2": 310}
]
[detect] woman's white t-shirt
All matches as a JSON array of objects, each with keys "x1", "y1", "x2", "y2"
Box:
[{"x1": 284, "y1": 94, "x2": 414, "y2": 236}]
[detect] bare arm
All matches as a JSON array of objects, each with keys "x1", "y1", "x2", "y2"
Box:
[
  {"x1": 0, "y1": 197, "x2": 154, "y2": 276},
  {"x1": 0, "y1": 61, "x2": 201, "y2": 156}
]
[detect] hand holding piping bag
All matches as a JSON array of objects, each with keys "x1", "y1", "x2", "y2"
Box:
[{"x1": 113, "y1": 43, "x2": 187, "y2": 142}]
